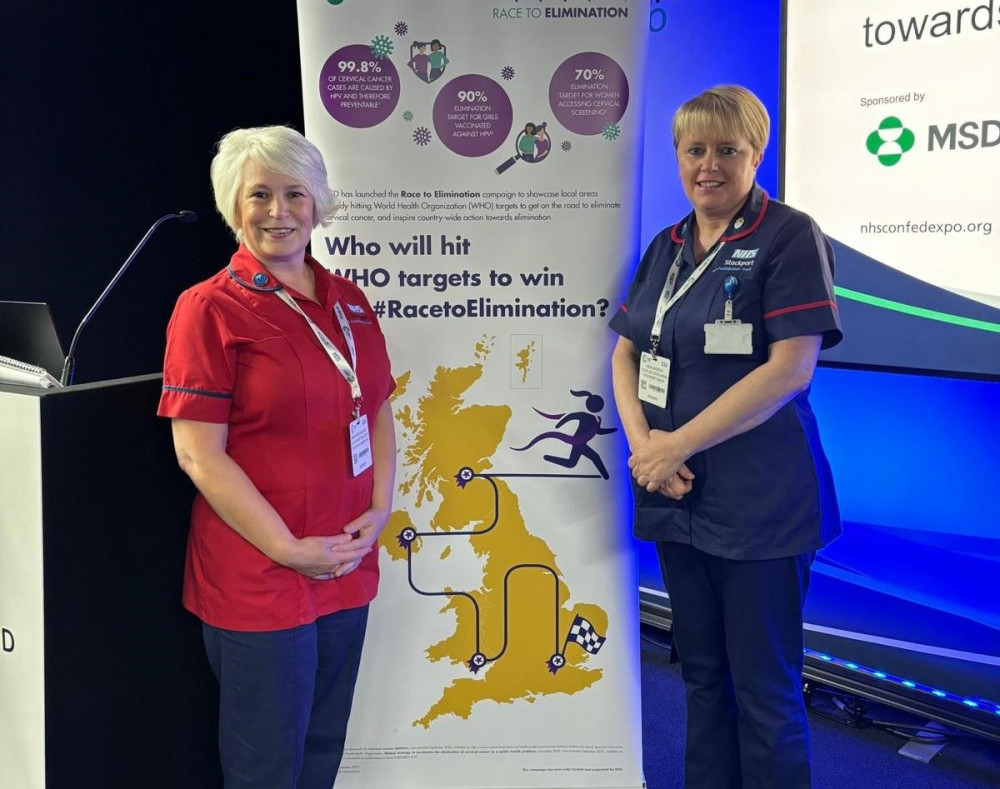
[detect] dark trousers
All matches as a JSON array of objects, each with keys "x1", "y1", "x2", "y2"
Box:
[
  {"x1": 657, "y1": 543, "x2": 813, "y2": 789},
  {"x1": 202, "y1": 605, "x2": 369, "y2": 789}
]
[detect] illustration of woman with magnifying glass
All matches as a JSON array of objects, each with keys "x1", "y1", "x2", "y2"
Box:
[{"x1": 496, "y1": 121, "x2": 552, "y2": 175}]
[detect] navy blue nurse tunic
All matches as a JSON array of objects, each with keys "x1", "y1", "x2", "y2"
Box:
[{"x1": 609, "y1": 185, "x2": 843, "y2": 561}]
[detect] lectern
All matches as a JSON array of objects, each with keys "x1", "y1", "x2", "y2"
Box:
[{"x1": 0, "y1": 375, "x2": 220, "y2": 788}]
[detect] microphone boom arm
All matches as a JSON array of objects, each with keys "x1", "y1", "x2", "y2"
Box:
[{"x1": 60, "y1": 210, "x2": 196, "y2": 386}]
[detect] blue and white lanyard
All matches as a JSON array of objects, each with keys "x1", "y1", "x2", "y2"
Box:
[{"x1": 648, "y1": 240, "x2": 725, "y2": 354}]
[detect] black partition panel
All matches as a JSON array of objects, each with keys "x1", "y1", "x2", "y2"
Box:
[{"x1": 36, "y1": 376, "x2": 220, "y2": 788}]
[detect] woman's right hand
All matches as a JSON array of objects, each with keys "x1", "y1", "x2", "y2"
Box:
[{"x1": 282, "y1": 534, "x2": 373, "y2": 581}]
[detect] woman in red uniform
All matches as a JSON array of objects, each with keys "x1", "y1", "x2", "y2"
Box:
[{"x1": 158, "y1": 125, "x2": 396, "y2": 789}]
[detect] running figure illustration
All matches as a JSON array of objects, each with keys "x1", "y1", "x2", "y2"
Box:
[{"x1": 511, "y1": 389, "x2": 617, "y2": 479}]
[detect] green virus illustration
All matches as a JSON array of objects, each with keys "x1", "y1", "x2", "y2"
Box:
[
  {"x1": 370, "y1": 34, "x2": 393, "y2": 59},
  {"x1": 866, "y1": 116, "x2": 915, "y2": 167},
  {"x1": 602, "y1": 123, "x2": 621, "y2": 141},
  {"x1": 402, "y1": 110, "x2": 414, "y2": 122}
]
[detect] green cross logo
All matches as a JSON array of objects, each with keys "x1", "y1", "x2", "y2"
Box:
[{"x1": 866, "y1": 116, "x2": 915, "y2": 167}]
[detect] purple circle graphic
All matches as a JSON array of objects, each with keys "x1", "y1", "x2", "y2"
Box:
[
  {"x1": 320, "y1": 44, "x2": 401, "y2": 128},
  {"x1": 433, "y1": 75, "x2": 512, "y2": 157},
  {"x1": 549, "y1": 52, "x2": 629, "y2": 136}
]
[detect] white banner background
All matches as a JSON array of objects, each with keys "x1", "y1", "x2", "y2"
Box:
[
  {"x1": 298, "y1": 2, "x2": 647, "y2": 787},
  {"x1": 785, "y1": 0, "x2": 1000, "y2": 307}
]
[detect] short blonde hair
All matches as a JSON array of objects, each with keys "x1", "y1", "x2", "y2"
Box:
[
  {"x1": 672, "y1": 85, "x2": 770, "y2": 156},
  {"x1": 210, "y1": 126, "x2": 339, "y2": 241}
]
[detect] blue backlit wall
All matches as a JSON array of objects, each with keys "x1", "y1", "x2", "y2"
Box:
[
  {"x1": 631, "y1": 0, "x2": 1000, "y2": 718},
  {"x1": 807, "y1": 368, "x2": 1000, "y2": 705}
]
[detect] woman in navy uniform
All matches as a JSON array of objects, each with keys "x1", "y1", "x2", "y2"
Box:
[{"x1": 609, "y1": 86, "x2": 842, "y2": 789}]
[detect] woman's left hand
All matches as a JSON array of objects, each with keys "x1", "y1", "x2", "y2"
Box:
[
  {"x1": 333, "y1": 506, "x2": 391, "y2": 577},
  {"x1": 629, "y1": 429, "x2": 691, "y2": 492},
  {"x1": 658, "y1": 463, "x2": 695, "y2": 500}
]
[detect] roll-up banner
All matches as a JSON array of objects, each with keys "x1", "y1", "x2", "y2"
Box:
[{"x1": 297, "y1": 2, "x2": 647, "y2": 787}]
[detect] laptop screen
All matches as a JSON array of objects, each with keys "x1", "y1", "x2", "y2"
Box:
[{"x1": 0, "y1": 301, "x2": 66, "y2": 379}]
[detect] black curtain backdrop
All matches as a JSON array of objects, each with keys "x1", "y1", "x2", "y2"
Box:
[{"x1": 2, "y1": 2, "x2": 305, "y2": 384}]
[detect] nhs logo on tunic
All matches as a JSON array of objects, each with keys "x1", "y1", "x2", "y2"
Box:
[
  {"x1": 718, "y1": 248, "x2": 759, "y2": 269},
  {"x1": 347, "y1": 304, "x2": 366, "y2": 315}
]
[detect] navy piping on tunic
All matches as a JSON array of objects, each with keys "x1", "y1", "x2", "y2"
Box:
[{"x1": 161, "y1": 384, "x2": 232, "y2": 399}]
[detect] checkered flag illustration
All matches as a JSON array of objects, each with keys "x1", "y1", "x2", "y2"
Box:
[{"x1": 566, "y1": 615, "x2": 606, "y2": 654}]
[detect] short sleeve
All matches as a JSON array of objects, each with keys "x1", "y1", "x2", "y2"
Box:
[
  {"x1": 157, "y1": 289, "x2": 236, "y2": 422},
  {"x1": 607, "y1": 300, "x2": 631, "y2": 338},
  {"x1": 761, "y1": 215, "x2": 843, "y2": 350},
  {"x1": 607, "y1": 225, "x2": 674, "y2": 342}
]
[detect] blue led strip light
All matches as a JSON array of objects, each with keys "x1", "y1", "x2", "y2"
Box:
[{"x1": 804, "y1": 648, "x2": 1000, "y2": 718}]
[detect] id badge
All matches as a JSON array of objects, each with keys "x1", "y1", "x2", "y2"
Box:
[
  {"x1": 349, "y1": 414, "x2": 373, "y2": 476},
  {"x1": 704, "y1": 321, "x2": 753, "y2": 355},
  {"x1": 638, "y1": 352, "x2": 670, "y2": 408}
]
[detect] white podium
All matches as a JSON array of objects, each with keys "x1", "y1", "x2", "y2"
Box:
[{"x1": 0, "y1": 375, "x2": 220, "y2": 788}]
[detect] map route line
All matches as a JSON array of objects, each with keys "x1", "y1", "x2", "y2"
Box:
[
  {"x1": 394, "y1": 466, "x2": 605, "y2": 675},
  {"x1": 403, "y1": 539, "x2": 484, "y2": 655},
  {"x1": 486, "y1": 472, "x2": 603, "y2": 479},
  {"x1": 492, "y1": 562, "x2": 561, "y2": 665}
]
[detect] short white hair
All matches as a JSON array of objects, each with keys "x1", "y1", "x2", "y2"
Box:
[{"x1": 210, "y1": 126, "x2": 339, "y2": 241}]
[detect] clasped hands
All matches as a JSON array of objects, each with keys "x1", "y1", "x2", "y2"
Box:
[
  {"x1": 284, "y1": 507, "x2": 390, "y2": 581},
  {"x1": 628, "y1": 429, "x2": 695, "y2": 500}
]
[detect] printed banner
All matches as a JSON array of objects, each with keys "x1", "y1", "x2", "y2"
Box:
[
  {"x1": 784, "y1": 0, "x2": 1000, "y2": 376},
  {"x1": 297, "y1": 1, "x2": 647, "y2": 787}
]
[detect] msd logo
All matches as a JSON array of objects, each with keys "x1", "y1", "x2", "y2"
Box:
[
  {"x1": 866, "y1": 116, "x2": 916, "y2": 166},
  {"x1": 929, "y1": 120, "x2": 1000, "y2": 150},
  {"x1": 866, "y1": 115, "x2": 1000, "y2": 166}
]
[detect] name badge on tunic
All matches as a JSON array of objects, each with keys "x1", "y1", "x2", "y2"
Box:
[
  {"x1": 638, "y1": 352, "x2": 670, "y2": 408},
  {"x1": 704, "y1": 275, "x2": 753, "y2": 355},
  {"x1": 349, "y1": 414, "x2": 373, "y2": 476},
  {"x1": 704, "y1": 321, "x2": 753, "y2": 354}
]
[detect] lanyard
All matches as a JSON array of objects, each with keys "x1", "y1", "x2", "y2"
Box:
[
  {"x1": 648, "y1": 239, "x2": 725, "y2": 354},
  {"x1": 274, "y1": 288, "x2": 363, "y2": 418}
]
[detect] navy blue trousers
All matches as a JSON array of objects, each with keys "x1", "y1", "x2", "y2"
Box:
[
  {"x1": 202, "y1": 605, "x2": 369, "y2": 789},
  {"x1": 657, "y1": 543, "x2": 813, "y2": 789}
]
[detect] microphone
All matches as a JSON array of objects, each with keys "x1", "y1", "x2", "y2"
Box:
[{"x1": 60, "y1": 211, "x2": 198, "y2": 386}]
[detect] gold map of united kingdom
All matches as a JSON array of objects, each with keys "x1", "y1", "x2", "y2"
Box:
[{"x1": 380, "y1": 338, "x2": 609, "y2": 728}]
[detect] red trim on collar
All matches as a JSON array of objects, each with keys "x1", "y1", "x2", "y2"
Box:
[
  {"x1": 722, "y1": 191, "x2": 768, "y2": 242},
  {"x1": 764, "y1": 300, "x2": 838, "y2": 320},
  {"x1": 667, "y1": 191, "x2": 769, "y2": 245}
]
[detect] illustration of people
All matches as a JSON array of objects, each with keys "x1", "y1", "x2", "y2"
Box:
[
  {"x1": 534, "y1": 123, "x2": 551, "y2": 161},
  {"x1": 408, "y1": 41, "x2": 430, "y2": 82},
  {"x1": 495, "y1": 121, "x2": 554, "y2": 174},
  {"x1": 510, "y1": 390, "x2": 617, "y2": 479},
  {"x1": 428, "y1": 38, "x2": 449, "y2": 81},
  {"x1": 518, "y1": 123, "x2": 539, "y2": 162}
]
